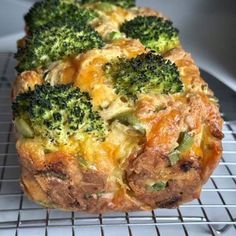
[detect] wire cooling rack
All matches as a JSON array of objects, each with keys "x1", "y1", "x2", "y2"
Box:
[{"x1": 0, "y1": 53, "x2": 235, "y2": 236}]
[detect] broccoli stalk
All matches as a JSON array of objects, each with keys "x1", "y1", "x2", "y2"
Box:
[
  {"x1": 120, "y1": 16, "x2": 180, "y2": 53},
  {"x1": 104, "y1": 52, "x2": 183, "y2": 100},
  {"x1": 112, "y1": 111, "x2": 145, "y2": 134},
  {"x1": 168, "y1": 132, "x2": 194, "y2": 166},
  {"x1": 12, "y1": 84, "x2": 106, "y2": 144},
  {"x1": 15, "y1": 23, "x2": 104, "y2": 72}
]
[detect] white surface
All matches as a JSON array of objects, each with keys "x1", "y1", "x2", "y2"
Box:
[{"x1": 0, "y1": 0, "x2": 236, "y2": 92}]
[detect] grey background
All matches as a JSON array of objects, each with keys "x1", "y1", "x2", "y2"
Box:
[{"x1": 0, "y1": 0, "x2": 236, "y2": 91}]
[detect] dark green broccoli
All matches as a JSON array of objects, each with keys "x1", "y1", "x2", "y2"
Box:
[
  {"x1": 104, "y1": 52, "x2": 183, "y2": 100},
  {"x1": 12, "y1": 83, "x2": 106, "y2": 144},
  {"x1": 81, "y1": 0, "x2": 135, "y2": 8},
  {"x1": 25, "y1": 0, "x2": 97, "y2": 32},
  {"x1": 15, "y1": 23, "x2": 104, "y2": 72},
  {"x1": 120, "y1": 16, "x2": 180, "y2": 53}
]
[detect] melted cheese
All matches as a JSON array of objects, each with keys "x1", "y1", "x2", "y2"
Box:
[{"x1": 77, "y1": 122, "x2": 143, "y2": 174}]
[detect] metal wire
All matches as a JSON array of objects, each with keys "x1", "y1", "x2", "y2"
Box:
[{"x1": 0, "y1": 54, "x2": 235, "y2": 236}]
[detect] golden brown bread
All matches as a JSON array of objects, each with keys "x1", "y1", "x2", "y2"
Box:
[
  {"x1": 13, "y1": 4, "x2": 223, "y2": 213},
  {"x1": 14, "y1": 40, "x2": 223, "y2": 212}
]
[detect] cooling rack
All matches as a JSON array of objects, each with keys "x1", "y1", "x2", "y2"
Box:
[{"x1": 0, "y1": 53, "x2": 235, "y2": 236}]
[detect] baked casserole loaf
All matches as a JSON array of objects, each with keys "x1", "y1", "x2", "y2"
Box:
[{"x1": 12, "y1": 0, "x2": 223, "y2": 213}]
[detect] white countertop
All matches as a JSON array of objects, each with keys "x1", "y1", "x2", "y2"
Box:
[{"x1": 0, "y1": 0, "x2": 236, "y2": 92}]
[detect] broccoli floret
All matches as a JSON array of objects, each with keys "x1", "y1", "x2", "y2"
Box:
[
  {"x1": 12, "y1": 84, "x2": 106, "y2": 144},
  {"x1": 168, "y1": 132, "x2": 194, "y2": 166},
  {"x1": 104, "y1": 52, "x2": 183, "y2": 100},
  {"x1": 15, "y1": 23, "x2": 104, "y2": 72},
  {"x1": 120, "y1": 16, "x2": 180, "y2": 53},
  {"x1": 81, "y1": 0, "x2": 135, "y2": 8},
  {"x1": 25, "y1": 0, "x2": 97, "y2": 32}
]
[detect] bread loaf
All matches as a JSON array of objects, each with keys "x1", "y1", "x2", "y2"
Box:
[{"x1": 12, "y1": 0, "x2": 223, "y2": 213}]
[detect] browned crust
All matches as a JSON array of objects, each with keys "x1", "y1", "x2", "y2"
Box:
[{"x1": 124, "y1": 92, "x2": 222, "y2": 208}]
